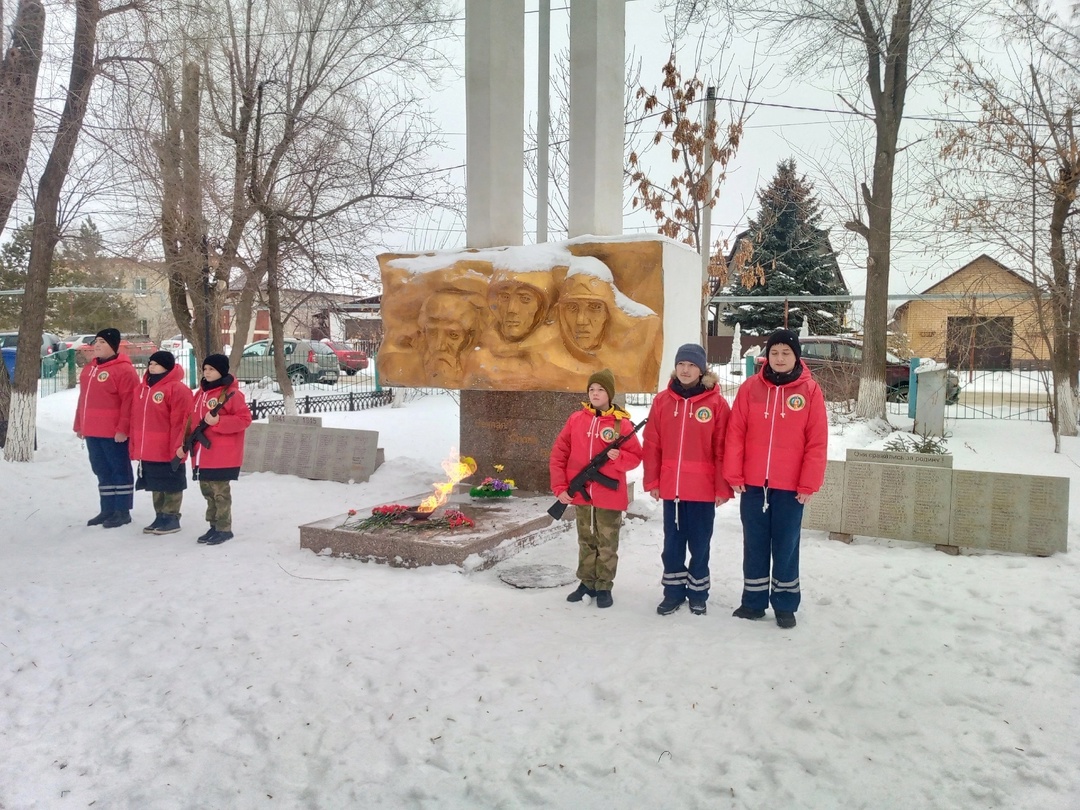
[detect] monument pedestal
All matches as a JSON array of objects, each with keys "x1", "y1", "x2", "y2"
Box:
[{"x1": 459, "y1": 390, "x2": 582, "y2": 494}]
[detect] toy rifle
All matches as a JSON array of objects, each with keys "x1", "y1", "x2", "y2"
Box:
[
  {"x1": 547, "y1": 418, "x2": 647, "y2": 520},
  {"x1": 171, "y1": 390, "x2": 234, "y2": 471}
]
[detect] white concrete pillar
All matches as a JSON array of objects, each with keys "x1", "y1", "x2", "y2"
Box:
[
  {"x1": 568, "y1": 0, "x2": 625, "y2": 238},
  {"x1": 465, "y1": 0, "x2": 525, "y2": 248}
]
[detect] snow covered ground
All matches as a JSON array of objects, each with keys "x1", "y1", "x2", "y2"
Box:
[{"x1": 1, "y1": 389, "x2": 1078, "y2": 808}]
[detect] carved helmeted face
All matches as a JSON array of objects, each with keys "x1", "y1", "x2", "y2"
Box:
[
  {"x1": 560, "y1": 298, "x2": 608, "y2": 351},
  {"x1": 491, "y1": 282, "x2": 543, "y2": 342},
  {"x1": 417, "y1": 293, "x2": 481, "y2": 382}
]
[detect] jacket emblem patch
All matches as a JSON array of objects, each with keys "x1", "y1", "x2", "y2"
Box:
[
  {"x1": 97, "y1": 371, "x2": 109, "y2": 382},
  {"x1": 787, "y1": 394, "x2": 806, "y2": 411},
  {"x1": 599, "y1": 426, "x2": 617, "y2": 442},
  {"x1": 207, "y1": 398, "x2": 219, "y2": 410},
  {"x1": 152, "y1": 391, "x2": 165, "y2": 404},
  {"x1": 694, "y1": 406, "x2": 713, "y2": 423}
]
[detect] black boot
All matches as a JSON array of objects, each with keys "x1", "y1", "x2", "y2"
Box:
[
  {"x1": 595, "y1": 590, "x2": 613, "y2": 608},
  {"x1": 689, "y1": 600, "x2": 707, "y2": 616},
  {"x1": 143, "y1": 513, "x2": 164, "y2": 534},
  {"x1": 732, "y1": 605, "x2": 766, "y2": 620},
  {"x1": 153, "y1": 514, "x2": 181, "y2": 535},
  {"x1": 775, "y1": 611, "x2": 797, "y2": 629},
  {"x1": 87, "y1": 511, "x2": 109, "y2": 526},
  {"x1": 566, "y1": 582, "x2": 595, "y2": 602},
  {"x1": 102, "y1": 510, "x2": 132, "y2": 529},
  {"x1": 656, "y1": 597, "x2": 684, "y2": 616},
  {"x1": 196, "y1": 525, "x2": 216, "y2": 544},
  {"x1": 204, "y1": 530, "x2": 233, "y2": 546}
]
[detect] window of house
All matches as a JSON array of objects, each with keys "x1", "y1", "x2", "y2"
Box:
[
  {"x1": 137, "y1": 319, "x2": 148, "y2": 335},
  {"x1": 134, "y1": 277, "x2": 147, "y2": 295}
]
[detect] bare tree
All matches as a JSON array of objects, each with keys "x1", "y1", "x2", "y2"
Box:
[
  {"x1": 937, "y1": 51, "x2": 1080, "y2": 446},
  {"x1": 105, "y1": 0, "x2": 453, "y2": 392},
  {"x1": 6, "y1": 0, "x2": 143, "y2": 463}
]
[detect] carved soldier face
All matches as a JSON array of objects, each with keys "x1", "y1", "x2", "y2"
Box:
[
  {"x1": 560, "y1": 298, "x2": 608, "y2": 352},
  {"x1": 418, "y1": 294, "x2": 480, "y2": 381},
  {"x1": 492, "y1": 283, "x2": 543, "y2": 342}
]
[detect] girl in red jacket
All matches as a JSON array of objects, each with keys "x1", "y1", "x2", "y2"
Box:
[
  {"x1": 189, "y1": 354, "x2": 252, "y2": 546},
  {"x1": 549, "y1": 368, "x2": 643, "y2": 609},
  {"x1": 724, "y1": 329, "x2": 828, "y2": 629},
  {"x1": 643, "y1": 343, "x2": 733, "y2": 616},
  {"x1": 73, "y1": 328, "x2": 140, "y2": 528},
  {"x1": 130, "y1": 351, "x2": 194, "y2": 535}
]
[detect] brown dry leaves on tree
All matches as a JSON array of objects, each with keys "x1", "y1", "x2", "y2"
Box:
[{"x1": 630, "y1": 56, "x2": 747, "y2": 286}]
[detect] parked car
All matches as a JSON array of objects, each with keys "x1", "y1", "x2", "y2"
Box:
[
  {"x1": 73, "y1": 333, "x2": 159, "y2": 366},
  {"x1": 320, "y1": 339, "x2": 369, "y2": 375},
  {"x1": 0, "y1": 330, "x2": 64, "y2": 358},
  {"x1": 234, "y1": 338, "x2": 340, "y2": 386},
  {"x1": 63, "y1": 334, "x2": 97, "y2": 350},
  {"x1": 159, "y1": 334, "x2": 194, "y2": 355},
  {"x1": 755, "y1": 336, "x2": 961, "y2": 405}
]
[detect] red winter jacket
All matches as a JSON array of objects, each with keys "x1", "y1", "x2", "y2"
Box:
[
  {"x1": 130, "y1": 365, "x2": 194, "y2": 463},
  {"x1": 73, "y1": 354, "x2": 140, "y2": 438},
  {"x1": 723, "y1": 363, "x2": 828, "y2": 495},
  {"x1": 643, "y1": 374, "x2": 734, "y2": 502},
  {"x1": 190, "y1": 378, "x2": 251, "y2": 471},
  {"x1": 549, "y1": 404, "x2": 643, "y2": 511}
]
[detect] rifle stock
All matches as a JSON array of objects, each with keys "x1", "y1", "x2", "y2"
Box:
[{"x1": 171, "y1": 390, "x2": 234, "y2": 472}]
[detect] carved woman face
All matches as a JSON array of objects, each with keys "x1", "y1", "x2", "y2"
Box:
[
  {"x1": 560, "y1": 298, "x2": 608, "y2": 352},
  {"x1": 492, "y1": 283, "x2": 542, "y2": 342}
]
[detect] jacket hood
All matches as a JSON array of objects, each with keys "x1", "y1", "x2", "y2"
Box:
[
  {"x1": 93, "y1": 353, "x2": 134, "y2": 369},
  {"x1": 668, "y1": 370, "x2": 718, "y2": 390}
]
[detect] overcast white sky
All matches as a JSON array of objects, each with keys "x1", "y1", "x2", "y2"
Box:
[{"x1": 404, "y1": 0, "x2": 1021, "y2": 303}]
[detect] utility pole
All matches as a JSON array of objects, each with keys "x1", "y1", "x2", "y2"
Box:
[{"x1": 699, "y1": 85, "x2": 717, "y2": 345}]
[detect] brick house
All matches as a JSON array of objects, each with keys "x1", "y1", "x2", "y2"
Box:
[{"x1": 892, "y1": 255, "x2": 1048, "y2": 371}]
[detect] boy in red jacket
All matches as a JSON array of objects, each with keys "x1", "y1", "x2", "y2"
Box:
[
  {"x1": 643, "y1": 343, "x2": 732, "y2": 616},
  {"x1": 188, "y1": 354, "x2": 252, "y2": 546},
  {"x1": 550, "y1": 368, "x2": 643, "y2": 609},
  {"x1": 724, "y1": 329, "x2": 828, "y2": 629},
  {"x1": 130, "y1": 351, "x2": 194, "y2": 535},
  {"x1": 73, "y1": 328, "x2": 140, "y2": 528}
]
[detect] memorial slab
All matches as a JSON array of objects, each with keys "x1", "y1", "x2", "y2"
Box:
[
  {"x1": 243, "y1": 420, "x2": 382, "y2": 483},
  {"x1": 949, "y1": 470, "x2": 1068, "y2": 556},
  {"x1": 299, "y1": 491, "x2": 565, "y2": 569},
  {"x1": 802, "y1": 460, "x2": 845, "y2": 532}
]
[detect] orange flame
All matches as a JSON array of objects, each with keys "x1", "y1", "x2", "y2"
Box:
[{"x1": 418, "y1": 451, "x2": 478, "y2": 512}]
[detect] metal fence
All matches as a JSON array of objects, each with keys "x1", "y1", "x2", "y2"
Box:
[{"x1": 248, "y1": 389, "x2": 394, "y2": 419}]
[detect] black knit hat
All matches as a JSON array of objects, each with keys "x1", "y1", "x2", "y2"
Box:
[
  {"x1": 95, "y1": 328, "x2": 121, "y2": 353},
  {"x1": 764, "y1": 328, "x2": 801, "y2": 360},
  {"x1": 587, "y1": 368, "x2": 616, "y2": 403},
  {"x1": 148, "y1": 350, "x2": 176, "y2": 371},
  {"x1": 202, "y1": 353, "x2": 230, "y2": 376}
]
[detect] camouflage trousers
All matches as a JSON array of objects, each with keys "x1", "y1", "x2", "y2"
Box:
[
  {"x1": 199, "y1": 480, "x2": 233, "y2": 531},
  {"x1": 151, "y1": 490, "x2": 183, "y2": 516},
  {"x1": 575, "y1": 505, "x2": 623, "y2": 591}
]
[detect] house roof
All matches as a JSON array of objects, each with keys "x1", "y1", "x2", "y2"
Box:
[{"x1": 919, "y1": 254, "x2": 1036, "y2": 295}]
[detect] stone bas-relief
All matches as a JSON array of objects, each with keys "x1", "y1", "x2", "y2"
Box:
[{"x1": 377, "y1": 241, "x2": 664, "y2": 393}]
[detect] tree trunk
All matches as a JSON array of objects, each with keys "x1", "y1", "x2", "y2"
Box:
[
  {"x1": 228, "y1": 274, "x2": 259, "y2": 370},
  {"x1": 0, "y1": 0, "x2": 45, "y2": 238},
  {"x1": 265, "y1": 212, "x2": 296, "y2": 414},
  {"x1": 1048, "y1": 184, "x2": 1077, "y2": 437},
  {"x1": 5, "y1": 0, "x2": 99, "y2": 463}
]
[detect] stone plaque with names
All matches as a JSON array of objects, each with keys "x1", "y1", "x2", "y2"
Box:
[
  {"x1": 242, "y1": 421, "x2": 381, "y2": 483},
  {"x1": 840, "y1": 460, "x2": 953, "y2": 544},
  {"x1": 802, "y1": 460, "x2": 846, "y2": 532},
  {"x1": 949, "y1": 470, "x2": 1068, "y2": 556},
  {"x1": 269, "y1": 414, "x2": 322, "y2": 427}
]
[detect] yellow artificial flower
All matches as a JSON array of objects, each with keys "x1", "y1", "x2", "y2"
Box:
[
  {"x1": 504, "y1": 479, "x2": 515, "y2": 488},
  {"x1": 493, "y1": 464, "x2": 504, "y2": 472}
]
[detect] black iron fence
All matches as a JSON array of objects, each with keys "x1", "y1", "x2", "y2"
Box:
[{"x1": 248, "y1": 388, "x2": 395, "y2": 419}]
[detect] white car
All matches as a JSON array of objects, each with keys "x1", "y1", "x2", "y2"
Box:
[{"x1": 159, "y1": 334, "x2": 192, "y2": 355}]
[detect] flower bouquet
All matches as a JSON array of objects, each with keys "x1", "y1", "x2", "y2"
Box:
[{"x1": 469, "y1": 464, "x2": 515, "y2": 499}]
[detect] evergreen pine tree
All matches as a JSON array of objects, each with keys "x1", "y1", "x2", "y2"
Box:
[{"x1": 722, "y1": 159, "x2": 849, "y2": 335}]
